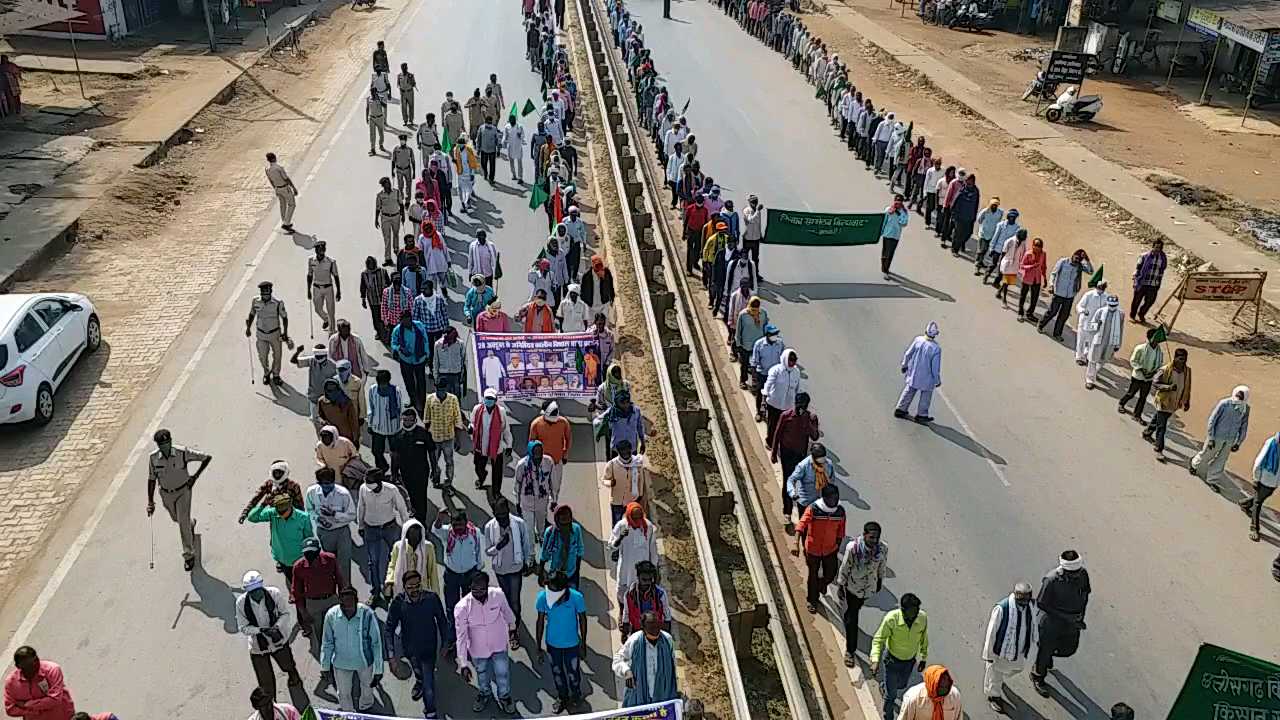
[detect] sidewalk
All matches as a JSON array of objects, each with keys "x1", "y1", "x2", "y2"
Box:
[
  {"x1": 0, "y1": 0, "x2": 340, "y2": 290},
  {"x1": 815, "y1": 0, "x2": 1280, "y2": 310}
]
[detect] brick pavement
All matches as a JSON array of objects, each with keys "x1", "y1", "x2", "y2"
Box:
[{"x1": 0, "y1": 4, "x2": 405, "y2": 604}]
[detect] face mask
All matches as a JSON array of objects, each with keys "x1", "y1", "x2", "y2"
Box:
[
  {"x1": 304, "y1": 549, "x2": 319, "y2": 561},
  {"x1": 644, "y1": 631, "x2": 661, "y2": 642},
  {"x1": 484, "y1": 398, "x2": 496, "y2": 408},
  {"x1": 535, "y1": 299, "x2": 546, "y2": 307},
  {"x1": 435, "y1": 390, "x2": 446, "y2": 400},
  {"x1": 319, "y1": 481, "x2": 335, "y2": 494}
]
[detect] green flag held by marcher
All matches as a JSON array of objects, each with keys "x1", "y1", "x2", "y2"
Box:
[
  {"x1": 508, "y1": 101, "x2": 518, "y2": 121},
  {"x1": 528, "y1": 182, "x2": 549, "y2": 211},
  {"x1": 522, "y1": 98, "x2": 538, "y2": 117},
  {"x1": 1150, "y1": 323, "x2": 1169, "y2": 344},
  {"x1": 441, "y1": 124, "x2": 453, "y2": 155},
  {"x1": 1087, "y1": 264, "x2": 1104, "y2": 288}
]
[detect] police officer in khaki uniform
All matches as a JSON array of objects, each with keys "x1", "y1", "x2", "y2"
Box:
[
  {"x1": 390, "y1": 134, "x2": 416, "y2": 204},
  {"x1": 366, "y1": 89, "x2": 387, "y2": 156},
  {"x1": 307, "y1": 242, "x2": 341, "y2": 333},
  {"x1": 374, "y1": 177, "x2": 404, "y2": 266},
  {"x1": 146, "y1": 428, "x2": 212, "y2": 571},
  {"x1": 264, "y1": 153, "x2": 298, "y2": 232},
  {"x1": 397, "y1": 62, "x2": 416, "y2": 126},
  {"x1": 245, "y1": 281, "x2": 293, "y2": 384}
]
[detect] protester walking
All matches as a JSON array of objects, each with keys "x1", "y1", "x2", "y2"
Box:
[
  {"x1": 894, "y1": 322, "x2": 942, "y2": 424},
  {"x1": 455, "y1": 574, "x2": 518, "y2": 714},
  {"x1": 1190, "y1": 386, "x2": 1250, "y2": 488},
  {"x1": 484, "y1": 498, "x2": 535, "y2": 647},
  {"x1": 879, "y1": 195, "x2": 910, "y2": 279},
  {"x1": 1130, "y1": 239, "x2": 1167, "y2": 323},
  {"x1": 982, "y1": 583, "x2": 1037, "y2": 714},
  {"x1": 1037, "y1": 249, "x2": 1092, "y2": 340},
  {"x1": 291, "y1": 537, "x2": 346, "y2": 656},
  {"x1": 1117, "y1": 328, "x2": 1164, "y2": 423},
  {"x1": 1073, "y1": 280, "x2": 1109, "y2": 366},
  {"x1": 792, "y1": 484, "x2": 846, "y2": 614},
  {"x1": 535, "y1": 572, "x2": 589, "y2": 713},
  {"x1": 613, "y1": 613, "x2": 678, "y2": 708},
  {"x1": 869, "y1": 594, "x2": 929, "y2": 720},
  {"x1": 1031, "y1": 551, "x2": 1090, "y2": 696},
  {"x1": 1143, "y1": 348, "x2": 1192, "y2": 458},
  {"x1": 1083, "y1": 295, "x2": 1124, "y2": 390},
  {"x1": 898, "y1": 665, "x2": 962, "y2": 720},
  {"x1": 320, "y1": 587, "x2": 383, "y2": 713},
  {"x1": 385, "y1": 569, "x2": 448, "y2": 718},
  {"x1": 303, "y1": 467, "x2": 356, "y2": 579},
  {"x1": 235, "y1": 571, "x2": 304, "y2": 701},
  {"x1": 358, "y1": 470, "x2": 410, "y2": 601}
]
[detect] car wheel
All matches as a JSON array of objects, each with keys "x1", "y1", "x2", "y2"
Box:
[
  {"x1": 1045, "y1": 107, "x2": 1063, "y2": 123},
  {"x1": 86, "y1": 314, "x2": 102, "y2": 353},
  {"x1": 34, "y1": 383, "x2": 55, "y2": 426}
]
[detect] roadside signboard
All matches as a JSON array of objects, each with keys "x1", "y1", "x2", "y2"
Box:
[
  {"x1": 1154, "y1": 270, "x2": 1268, "y2": 334},
  {"x1": 762, "y1": 209, "x2": 885, "y2": 247},
  {"x1": 1186, "y1": 5, "x2": 1221, "y2": 37},
  {"x1": 1155, "y1": 0, "x2": 1183, "y2": 24},
  {"x1": 1044, "y1": 50, "x2": 1090, "y2": 85},
  {"x1": 1165, "y1": 643, "x2": 1280, "y2": 720}
]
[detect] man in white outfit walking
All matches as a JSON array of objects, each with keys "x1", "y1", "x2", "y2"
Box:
[{"x1": 981, "y1": 582, "x2": 1037, "y2": 715}]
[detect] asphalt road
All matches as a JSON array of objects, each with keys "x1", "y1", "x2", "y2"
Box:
[
  {"x1": 621, "y1": 0, "x2": 1280, "y2": 717},
  {"x1": 0, "y1": 0, "x2": 625, "y2": 716}
]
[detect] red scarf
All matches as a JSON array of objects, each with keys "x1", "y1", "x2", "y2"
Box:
[
  {"x1": 524, "y1": 304, "x2": 554, "y2": 332},
  {"x1": 471, "y1": 404, "x2": 504, "y2": 458}
]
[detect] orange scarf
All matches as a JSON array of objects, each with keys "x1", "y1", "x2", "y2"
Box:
[
  {"x1": 421, "y1": 221, "x2": 443, "y2": 251},
  {"x1": 591, "y1": 254, "x2": 606, "y2": 279},
  {"x1": 625, "y1": 501, "x2": 649, "y2": 535},
  {"x1": 813, "y1": 460, "x2": 829, "y2": 492},
  {"x1": 922, "y1": 665, "x2": 949, "y2": 720}
]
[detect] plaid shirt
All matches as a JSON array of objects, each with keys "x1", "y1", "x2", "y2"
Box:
[
  {"x1": 424, "y1": 392, "x2": 462, "y2": 443},
  {"x1": 381, "y1": 285, "x2": 413, "y2": 327},
  {"x1": 361, "y1": 268, "x2": 390, "y2": 308},
  {"x1": 412, "y1": 293, "x2": 449, "y2": 333},
  {"x1": 1134, "y1": 249, "x2": 1167, "y2": 289}
]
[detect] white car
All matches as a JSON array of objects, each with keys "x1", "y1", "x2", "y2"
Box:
[{"x1": 0, "y1": 293, "x2": 102, "y2": 426}]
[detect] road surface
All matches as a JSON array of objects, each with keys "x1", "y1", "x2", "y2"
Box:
[
  {"x1": 621, "y1": 0, "x2": 1280, "y2": 717},
  {"x1": 0, "y1": 0, "x2": 624, "y2": 716}
]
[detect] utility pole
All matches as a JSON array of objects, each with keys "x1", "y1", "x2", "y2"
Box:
[{"x1": 201, "y1": 0, "x2": 219, "y2": 53}]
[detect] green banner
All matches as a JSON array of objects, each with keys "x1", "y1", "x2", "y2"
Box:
[
  {"x1": 762, "y1": 209, "x2": 885, "y2": 247},
  {"x1": 1166, "y1": 643, "x2": 1280, "y2": 720}
]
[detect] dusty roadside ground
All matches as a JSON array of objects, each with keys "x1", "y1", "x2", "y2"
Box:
[
  {"x1": 741, "y1": 7, "x2": 1280, "y2": 499},
  {"x1": 0, "y1": 1, "x2": 408, "y2": 605},
  {"x1": 823, "y1": 0, "x2": 1280, "y2": 250},
  {"x1": 565, "y1": 0, "x2": 738, "y2": 716}
]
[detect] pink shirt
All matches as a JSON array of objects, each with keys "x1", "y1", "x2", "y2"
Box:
[
  {"x1": 454, "y1": 588, "x2": 516, "y2": 670},
  {"x1": 474, "y1": 311, "x2": 510, "y2": 333},
  {"x1": 3, "y1": 662, "x2": 74, "y2": 720}
]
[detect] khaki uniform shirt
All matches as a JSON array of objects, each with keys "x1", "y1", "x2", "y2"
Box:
[
  {"x1": 367, "y1": 97, "x2": 386, "y2": 121},
  {"x1": 391, "y1": 145, "x2": 415, "y2": 174},
  {"x1": 308, "y1": 256, "x2": 338, "y2": 287},
  {"x1": 249, "y1": 297, "x2": 288, "y2": 339},
  {"x1": 149, "y1": 445, "x2": 211, "y2": 492},
  {"x1": 265, "y1": 163, "x2": 292, "y2": 192},
  {"x1": 375, "y1": 190, "x2": 402, "y2": 219}
]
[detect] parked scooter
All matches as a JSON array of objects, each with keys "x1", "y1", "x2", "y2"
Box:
[
  {"x1": 1021, "y1": 70, "x2": 1059, "y2": 102},
  {"x1": 1044, "y1": 85, "x2": 1103, "y2": 123}
]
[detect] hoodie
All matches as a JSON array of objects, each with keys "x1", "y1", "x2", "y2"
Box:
[
  {"x1": 763, "y1": 349, "x2": 802, "y2": 410},
  {"x1": 386, "y1": 519, "x2": 440, "y2": 595},
  {"x1": 314, "y1": 425, "x2": 357, "y2": 472}
]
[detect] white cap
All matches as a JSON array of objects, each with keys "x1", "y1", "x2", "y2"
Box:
[
  {"x1": 568, "y1": 283, "x2": 581, "y2": 295},
  {"x1": 483, "y1": 387, "x2": 498, "y2": 399},
  {"x1": 242, "y1": 570, "x2": 264, "y2": 591}
]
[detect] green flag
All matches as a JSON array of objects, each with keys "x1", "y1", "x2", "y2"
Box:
[
  {"x1": 1150, "y1": 323, "x2": 1169, "y2": 344},
  {"x1": 441, "y1": 124, "x2": 453, "y2": 155},
  {"x1": 301, "y1": 708, "x2": 318, "y2": 720},
  {"x1": 508, "y1": 101, "x2": 518, "y2": 120},
  {"x1": 522, "y1": 98, "x2": 537, "y2": 117},
  {"x1": 528, "y1": 182, "x2": 549, "y2": 211},
  {"x1": 1087, "y1": 264, "x2": 1104, "y2": 288}
]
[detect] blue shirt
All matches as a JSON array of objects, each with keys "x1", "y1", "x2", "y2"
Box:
[
  {"x1": 880, "y1": 208, "x2": 909, "y2": 240},
  {"x1": 321, "y1": 604, "x2": 384, "y2": 673},
  {"x1": 1050, "y1": 257, "x2": 1093, "y2": 299},
  {"x1": 536, "y1": 588, "x2": 586, "y2": 648},
  {"x1": 541, "y1": 522, "x2": 584, "y2": 576},
  {"x1": 787, "y1": 456, "x2": 833, "y2": 508},
  {"x1": 412, "y1": 293, "x2": 449, "y2": 333},
  {"x1": 390, "y1": 320, "x2": 430, "y2": 365},
  {"x1": 606, "y1": 407, "x2": 645, "y2": 450},
  {"x1": 464, "y1": 286, "x2": 496, "y2": 322},
  {"x1": 750, "y1": 336, "x2": 785, "y2": 374}
]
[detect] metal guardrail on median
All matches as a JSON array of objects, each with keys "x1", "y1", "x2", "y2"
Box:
[{"x1": 570, "y1": 0, "x2": 828, "y2": 718}]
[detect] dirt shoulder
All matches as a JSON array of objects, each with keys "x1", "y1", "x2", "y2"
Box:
[{"x1": 825, "y1": 0, "x2": 1280, "y2": 215}]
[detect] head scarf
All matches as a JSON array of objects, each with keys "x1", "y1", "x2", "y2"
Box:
[
  {"x1": 323, "y1": 378, "x2": 349, "y2": 407},
  {"x1": 319, "y1": 424, "x2": 339, "y2": 447},
  {"x1": 625, "y1": 501, "x2": 649, "y2": 535},
  {"x1": 925, "y1": 321, "x2": 939, "y2": 339},
  {"x1": 602, "y1": 362, "x2": 628, "y2": 406},
  {"x1": 446, "y1": 514, "x2": 478, "y2": 553},
  {"x1": 269, "y1": 460, "x2": 291, "y2": 487},
  {"x1": 746, "y1": 297, "x2": 763, "y2": 325},
  {"x1": 1233, "y1": 385, "x2": 1250, "y2": 402},
  {"x1": 922, "y1": 665, "x2": 951, "y2": 720},
  {"x1": 421, "y1": 220, "x2": 443, "y2": 251},
  {"x1": 591, "y1": 254, "x2": 607, "y2": 278},
  {"x1": 1059, "y1": 553, "x2": 1084, "y2": 571}
]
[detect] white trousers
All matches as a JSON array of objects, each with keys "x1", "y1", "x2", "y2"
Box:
[
  {"x1": 1074, "y1": 316, "x2": 1094, "y2": 362},
  {"x1": 983, "y1": 657, "x2": 1027, "y2": 697},
  {"x1": 1085, "y1": 357, "x2": 1105, "y2": 385},
  {"x1": 459, "y1": 174, "x2": 475, "y2": 206},
  {"x1": 334, "y1": 665, "x2": 375, "y2": 711},
  {"x1": 1192, "y1": 438, "x2": 1233, "y2": 483}
]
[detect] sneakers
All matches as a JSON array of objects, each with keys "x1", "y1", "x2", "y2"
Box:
[
  {"x1": 263, "y1": 372, "x2": 272, "y2": 384},
  {"x1": 183, "y1": 556, "x2": 195, "y2": 571},
  {"x1": 988, "y1": 697, "x2": 1007, "y2": 714},
  {"x1": 1032, "y1": 677, "x2": 1051, "y2": 697},
  {"x1": 411, "y1": 681, "x2": 423, "y2": 701},
  {"x1": 843, "y1": 652, "x2": 856, "y2": 667},
  {"x1": 497, "y1": 696, "x2": 516, "y2": 714},
  {"x1": 913, "y1": 415, "x2": 934, "y2": 424},
  {"x1": 893, "y1": 408, "x2": 908, "y2": 419},
  {"x1": 472, "y1": 694, "x2": 490, "y2": 713},
  {"x1": 1250, "y1": 529, "x2": 1261, "y2": 542}
]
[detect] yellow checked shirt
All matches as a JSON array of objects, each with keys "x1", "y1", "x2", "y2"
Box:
[{"x1": 424, "y1": 393, "x2": 462, "y2": 443}]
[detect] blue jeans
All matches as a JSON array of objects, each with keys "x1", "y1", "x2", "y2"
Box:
[
  {"x1": 548, "y1": 644, "x2": 583, "y2": 700},
  {"x1": 408, "y1": 655, "x2": 438, "y2": 716},
  {"x1": 882, "y1": 656, "x2": 916, "y2": 720},
  {"x1": 362, "y1": 522, "x2": 400, "y2": 589},
  {"x1": 475, "y1": 651, "x2": 512, "y2": 699},
  {"x1": 444, "y1": 568, "x2": 478, "y2": 639}
]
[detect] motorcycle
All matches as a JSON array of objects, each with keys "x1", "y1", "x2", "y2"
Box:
[
  {"x1": 351, "y1": 0, "x2": 375, "y2": 9},
  {"x1": 948, "y1": 0, "x2": 1000, "y2": 30},
  {"x1": 1021, "y1": 70, "x2": 1059, "y2": 102},
  {"x1": 1044, "y1": 85, "x2": 1103, "y2": 123}
]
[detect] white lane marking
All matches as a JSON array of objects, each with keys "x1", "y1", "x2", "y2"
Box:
[
  {"x1": 936, "y1": 388, "x2": 1010, "y2": 487},
  {"x1": 1, "y1": 57, "x2": 374, "y2": 663}
]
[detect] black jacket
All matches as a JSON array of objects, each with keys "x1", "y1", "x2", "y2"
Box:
[
  {"x1": 390, "y1": 424, "x2": 433, "y2": 482},
  {"x1": 386, "y1": 591, "x2": 448, "y2": 659}
]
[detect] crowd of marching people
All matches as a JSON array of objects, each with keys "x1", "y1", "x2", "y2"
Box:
[
  {"x1": 107, "y1": 2, "x2": 678, "y2": 718},
  {"x1": 602, "y1": 0, "x2": 1280, "y2": 718}
]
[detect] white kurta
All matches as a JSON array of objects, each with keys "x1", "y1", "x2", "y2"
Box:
[
  {"x1": 1087, "y1": 306, "x2": 1124, "y2": 362},
  {"x1": 1074, "y1": 289, "x2": 1107, "y2": 361},
  {"x1": 610, "y1": 519, "x2": 659, "y2": 602}
]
